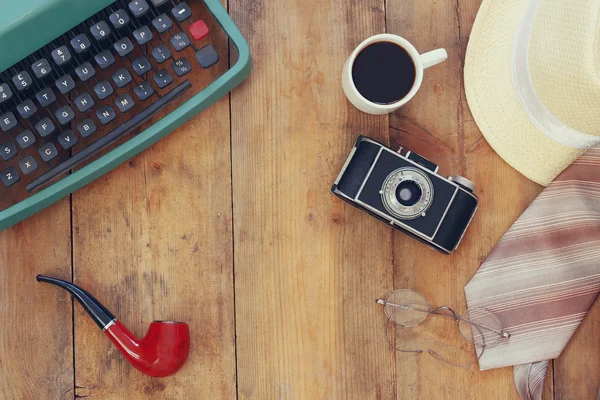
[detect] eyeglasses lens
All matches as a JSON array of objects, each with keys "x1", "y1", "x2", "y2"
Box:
[{"x1": 384, "y1": 290, "x2": 430, "y2": 327}]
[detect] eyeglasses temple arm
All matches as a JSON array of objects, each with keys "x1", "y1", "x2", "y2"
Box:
[
  {"x1": 461, "y1": 317, "x2": 511, "y2": 338},
  {"x1": 427, "y1": 348, "x2": 481, "y2": 368},
  {"x1": 376, "y1": 299, "x2": 430, "y2": 313},
  {"x1": 384, "y1": 318, "x2": 424, "y2": 354}
]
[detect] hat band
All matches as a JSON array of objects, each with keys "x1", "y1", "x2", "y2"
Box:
[{"x1": 511, "y1": 0, "x2": 600, "y2": 150}]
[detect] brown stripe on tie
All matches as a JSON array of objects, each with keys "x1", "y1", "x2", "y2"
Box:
[{"x1": 465, "y1": 145, "x2": 600, "y2": 400}]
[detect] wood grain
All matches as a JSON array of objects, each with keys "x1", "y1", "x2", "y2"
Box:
[
  {"x1": 386, "y1": 0, "x2": 547, "y2": 398},
  {"x1": 70, "y1": 2, "x2": 236, "y2": 398},
  {"x1": 0, "y1": 202, "x2": 73, "y2": 400},
  {"x1": 387, "y1": 0, "x2": 589, "y2": 399},
  {"x1": 2, "y1": 0, "x2": 600, "y2": 398},
  {"x1": 229, "y1": 0, "x2": 397, "y2": 398},
  {"x1": 71, "y1": 99, "x2": 236, "y2": 399},
  {"x1": 555, "y1": 300, "x2": 600, "y2": 400}
]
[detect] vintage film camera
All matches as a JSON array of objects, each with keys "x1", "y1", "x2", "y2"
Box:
[{"x1": 331, "y1": 136, "x2": 478, "y2": 254}]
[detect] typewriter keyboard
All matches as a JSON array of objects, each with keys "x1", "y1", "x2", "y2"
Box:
[{"x1": 0, "y1": 0, "x2": 226, "y2": 213}]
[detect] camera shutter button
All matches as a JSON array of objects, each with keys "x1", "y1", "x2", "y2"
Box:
[{"x1": 452, "y1": 176, "x2": 476, "y2": 192}]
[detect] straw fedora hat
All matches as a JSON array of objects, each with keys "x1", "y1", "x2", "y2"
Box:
[{"x1": 464, "y1": 0, "x2": 600, "y2": 186}]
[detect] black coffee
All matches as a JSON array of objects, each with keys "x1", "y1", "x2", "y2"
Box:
[{"x1": 351, "y1": 41, "x2": 416, "y2": 105}]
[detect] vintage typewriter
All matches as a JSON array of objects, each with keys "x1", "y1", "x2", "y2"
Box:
[{"x1": 0, "y1": 0, "x2": 251, "y2": 231}]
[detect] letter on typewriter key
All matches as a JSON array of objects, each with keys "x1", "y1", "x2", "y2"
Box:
[
  {"x1": 95, "y1": 50, "x2": 116, "y2": 70},
  {"x1": 19, "y1": 156, "x2": 38, "y2": 175},
  {"x1": 16, "y1": 130, "x2": 36, "y2": 149},
  {"x1": 55, "y1": 106, "x2": 75, "y2": 125},
  {"x1": 0, "y1": 142, "x2": 17, "y2": 161},
  {"x1": 116, "y1": 94, "x2": 135, "y2": 113},
  {"x1": 133, "y1": 57, "x2": 151, "y2": 76},
  {"x1": 0, "y1": 112, "x2": 17, "y2": 132},
  {"x1": 77, "y1": 119, "x2": 96, "y2": 138},
  {"x1": 112, "y1": 69, "x2": 133, "y2": 88},
  {"x1": 134, "y1": 26, "x2": 154, "y2": 45},
  {"x1": 1, "y1": 167, "x2": 19, "y2": 187},
  {"x1": 75, "y1": 62, "x2": 96, "y2": 82},
  {"x1": 58, "y1": 130, "x2": 78, "y2": 150},
  {"x1": 97, "y1": 106, "x2": 116, "y2": 125},
  {"x1": 36, "y1": 87, "x2": 56, "y2": 107},
  {"x1": 35, "y1": 117, "x2": 56, "y2": 137},
  {"x1": 38, "y1": 143, "x2": 58, "y2": 162},
  {"x1": 75, "y1": 93, "x2": 95, "y2": 113},
  {"x1": 17, "y1": 100, "x2": 37, "y2": 119},
  {"x1": 56, "y1": 75, "x2": 76, "y2": 95},
  {"x1": 94, "y1": 81, "x2": 114, "y2": 100},
  {"x1": 114, "y1": 38, "x2": 135, "y2": 57}
]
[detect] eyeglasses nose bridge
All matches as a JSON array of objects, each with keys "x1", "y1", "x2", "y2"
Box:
[{"x1": 431, "y1": 305, "x2": 459, "y2": 319}]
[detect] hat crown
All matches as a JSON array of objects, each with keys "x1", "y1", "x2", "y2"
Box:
[{"x1": 527, "y1": 0, "x2": 600, "y2": 136}]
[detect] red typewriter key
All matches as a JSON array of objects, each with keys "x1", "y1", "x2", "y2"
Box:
[{"x1": 189, "y1": 20, "x2": 209, "y2": 41}]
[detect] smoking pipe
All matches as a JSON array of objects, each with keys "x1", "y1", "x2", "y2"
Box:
[{"x1": 37, "y1": 275, "x2": 190, "y2": 378}]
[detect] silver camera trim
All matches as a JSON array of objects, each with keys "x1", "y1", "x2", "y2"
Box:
[{"x1": 380, "y1": 167, "x2": 434, "y2": 220}]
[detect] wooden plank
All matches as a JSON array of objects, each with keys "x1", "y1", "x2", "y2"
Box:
[
  {"x1": 0, "y1": 202, "x2": 73, "y2": 399},
  {"x1": 554, "y1": 300, "x2": 600, "y2": 400},
  {"x1": 387, "y1": 0, "x2": 552, "y2": 399},
  {"x1": 230, "y1": 0, "x2": 396, "y2": 398},
  {"x1": 71, "y1": 4, "x2": 236, "y2": 398},
  {"x1": 72, "y1": 109, "x2": 236, "y2": 397}
]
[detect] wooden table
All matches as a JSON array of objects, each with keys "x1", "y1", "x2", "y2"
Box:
[{"x1": 1, "y1": 0, "x2": 598, "y2": 399}]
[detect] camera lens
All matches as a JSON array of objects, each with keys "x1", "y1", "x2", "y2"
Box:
[
  {"x1": 381, "y1": 167, "x2": 434, "y2": 220},
  {"x1": 395, "y1": 180, "x2": 422, "y2": 206}
]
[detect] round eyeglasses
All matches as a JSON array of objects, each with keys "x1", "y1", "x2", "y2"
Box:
[{"x1": 376, "y1": 289, "x2": 511, "y2": 367}]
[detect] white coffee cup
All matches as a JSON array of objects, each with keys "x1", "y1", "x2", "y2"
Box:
[{"x1": 342, "y1": 34, "x2": 448, "y2": 115}]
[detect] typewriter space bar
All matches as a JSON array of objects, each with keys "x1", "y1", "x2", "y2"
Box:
[{"x1": 26, "y1": 80, "x2": 192, "y2": 192}]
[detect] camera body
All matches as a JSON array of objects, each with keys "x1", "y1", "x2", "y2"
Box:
[{"x1": 331, "y1": 136, "x2": 478, "y2": 254}]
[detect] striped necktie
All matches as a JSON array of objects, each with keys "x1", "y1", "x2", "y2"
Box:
[{"x1": 464, "y1": 146, "x2": 600, "y2": 400}]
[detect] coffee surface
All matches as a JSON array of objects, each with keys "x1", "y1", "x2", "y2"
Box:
[{"x1": 351, "y1": 42, "x2": 416, "y2": 104}]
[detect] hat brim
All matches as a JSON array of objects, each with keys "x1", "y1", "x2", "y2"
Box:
[{"x1": 464, "y1": 0, "x2": 584, "y2": 186}]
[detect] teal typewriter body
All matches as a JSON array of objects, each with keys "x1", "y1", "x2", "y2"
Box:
[{"x1": 0, "y1": 0, "x2": 252, "y2": 231}]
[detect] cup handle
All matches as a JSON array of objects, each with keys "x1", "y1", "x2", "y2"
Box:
[{"x1": 420, "y1": 48, "x2": 448, "y2": 69}]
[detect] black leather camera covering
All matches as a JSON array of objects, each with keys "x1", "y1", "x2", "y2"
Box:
[
  {"x1": 334, "y1": 139, "x2": 381, "y2": 198},
  {"x1": 434, "y1": 189, "x2": 477, "y2": 251},
  {"x1": 332, "y1": 136, "x2": 478, "y2": 254}
]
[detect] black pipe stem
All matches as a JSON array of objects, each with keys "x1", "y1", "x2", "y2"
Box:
[{"x1": 36, "y1": 275, "x2": 116, "y2": 330}]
